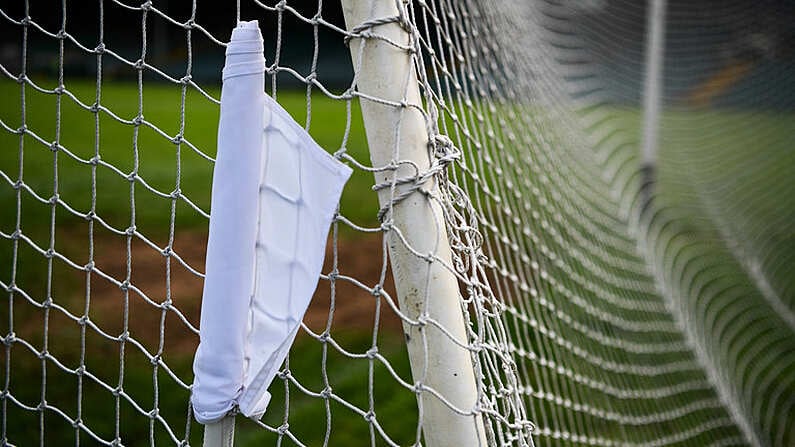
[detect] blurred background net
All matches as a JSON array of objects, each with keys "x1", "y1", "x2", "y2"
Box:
[{"x1": 0, "y1": 0, "x2": 793, "y2": 446}]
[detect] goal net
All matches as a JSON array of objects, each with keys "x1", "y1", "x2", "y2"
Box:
[{"x1": 1, "y1": 0, "x2": 793, "y2": 446}]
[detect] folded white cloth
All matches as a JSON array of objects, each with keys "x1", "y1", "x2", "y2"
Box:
[{"x1": 191, "y1": 20, "x2": 352, "y2": 424}]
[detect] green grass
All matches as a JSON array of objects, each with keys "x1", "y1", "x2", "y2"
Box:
[
  {"x1": 599, "y1": 105, "x2": 795, "y2": 444},
  {"x1": 2, "y1": 329, "x2": 417, "y2": 447},
  {"x1": 235, "y1": 331, "x2": 419, "y2": 447},
  {"x1": 0, "y1": 79, "x2": 395, "y2": 447},
  {"x1": 0, "y1": 78, "x2": 379, "y2": 240},
  {"x1": 604, "y1": 106, "x2": 795, "y2": 298},
  {"x1": 2, "y1": 77, "x2": 794, "y2": 446}
]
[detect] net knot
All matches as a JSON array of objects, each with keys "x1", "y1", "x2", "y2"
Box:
[
  {"x1": 3, "y1": 332, "x2": 16, "y2": 345},
  {"x1": 94, "y1": 43, "x2": 106, "y2": 54},
  {"x1": 373, "y1": 135, "x2": 459, "y2": 222},
  {"x1": 430, "y1": 134, "x2": 460, "y2": 162},
  {"x1": 182, "y1": 19, "x2": 195, "y2": 30},
  {"x1": 178, "y1": 75, "x2": 191, "y2": 85},
  {"x1": 139, "y1": 1, "x2": 153, "y2": 12},
  {"x1": 20, "y1": 16, "x2": 31, "y2": 26},
  {"x1": 343, "y1": 15, "x2": 405, "y2": 46},
  {"x1": 423, "y1": 252, "x2": 435, "y2": 264},
  {"x1": 365, "y1": 347, "x2": 379, "y2": 359},
  {"x1": 332, "y1": 148, "x2": 348, "y2": 161},
  {"x1": 276, "y1": 423, "x2": 289, "y2": 435},
  {"x1": 471, "y1": 401, "x2": 483, "y2": 414}
]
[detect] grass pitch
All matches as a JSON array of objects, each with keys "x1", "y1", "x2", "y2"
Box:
[{"x1": 1, "y1": 78, "x2": 794, "y2": 445}]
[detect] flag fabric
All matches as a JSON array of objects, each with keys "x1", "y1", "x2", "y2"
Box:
[{"x1": 191, "y1": 20, "x2": 352, "y2": 424}]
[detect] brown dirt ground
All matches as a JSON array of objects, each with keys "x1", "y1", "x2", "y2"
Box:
[{"x1": 47, "y1": 230, "x2": 402, "y2": 359}]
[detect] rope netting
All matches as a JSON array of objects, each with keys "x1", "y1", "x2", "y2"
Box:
[{"x1": 0, "y1": 0, "x2": 793, "y2": 446}]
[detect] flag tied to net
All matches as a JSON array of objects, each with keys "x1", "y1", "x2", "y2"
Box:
[{"x1": 191, "y1": 20, "x2": 352, "y2": 424}]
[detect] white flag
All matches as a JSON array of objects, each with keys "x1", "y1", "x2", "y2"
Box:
[{"x1": 191, "y1": 20, "x2": 352, "y2": 424}]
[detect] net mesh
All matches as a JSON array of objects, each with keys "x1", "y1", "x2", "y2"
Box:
[{"x1": 1, "y1": 0, "x2": 794, "y2": 446}]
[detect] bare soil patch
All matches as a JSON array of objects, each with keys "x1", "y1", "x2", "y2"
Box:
[{"x1": 44, "y1": 230, "x2": 402, "y2": 360}]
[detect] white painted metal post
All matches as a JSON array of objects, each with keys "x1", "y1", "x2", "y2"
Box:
[
  {"x1": 341, "y1": 1, "x2": 487, "y2": 446},
  {"x1": 640, "y1": 0, "x2": 666, "y2": 210},
  {"x1": 203, "y1": 413, "x2": 235, "y2": 447},
  {"x1": 641, "y1": 0, "x2": 667, "y2": 168}
]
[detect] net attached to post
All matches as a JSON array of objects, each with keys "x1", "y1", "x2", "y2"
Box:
[{"x1": 1, "y1": 1, "x2": 793, "y2": 446}]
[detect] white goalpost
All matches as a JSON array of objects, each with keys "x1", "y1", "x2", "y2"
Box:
[
  {"x1": 339, "y1": 0, "x2": 486, "y2": 445},
  {"x1": 639, "y1": 0, "x2": 666, "y2": 212}
]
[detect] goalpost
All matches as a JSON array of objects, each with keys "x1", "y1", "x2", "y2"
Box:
[
  {"x1": 338, "y1": 0, "x2": 486, "y2": 444},
  {"x1": 1, "y1": 1, "x2": 794, "y2": 446}
]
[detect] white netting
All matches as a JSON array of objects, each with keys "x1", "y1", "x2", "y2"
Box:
[{"x1": 1, "y1": 0, "x2": 794, "y2": 446}]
